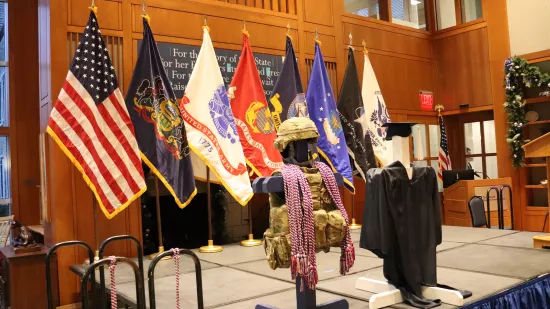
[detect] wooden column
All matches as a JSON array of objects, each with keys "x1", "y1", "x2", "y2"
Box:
[
  {"x1": 485, "y1": 1, "x2": 518, "y2": 228},
  {"x1": 9, "y1": 0, "x2": 40, "y2": 225}
]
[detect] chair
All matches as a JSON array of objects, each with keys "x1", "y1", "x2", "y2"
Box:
[
  {"x1": 0, "y1": 215, "x2": 13, "y2": 247},
  {"x1": 148, "y1": 249, "x2": 204, "y2": 309},
  {"x1": 469, "y1": 196, "x2": 487, "y2": 228}
]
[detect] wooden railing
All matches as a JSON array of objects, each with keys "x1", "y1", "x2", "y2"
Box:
[{"x1": 212, "y1": 0, "x2": 297, "y2": 15}]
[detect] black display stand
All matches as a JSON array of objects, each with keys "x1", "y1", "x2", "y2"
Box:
[{"x1": 251, "y1": 140, "x2": 349, "y2": 309}]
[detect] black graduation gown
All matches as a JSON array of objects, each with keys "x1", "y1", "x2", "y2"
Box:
[{"x1": 360, "y1": 161, "x2": 442, "y2": 308}]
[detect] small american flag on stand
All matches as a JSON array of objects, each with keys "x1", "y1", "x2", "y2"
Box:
[
  {"x1": 438, "y1": 114, "x2": 452, "y2": 182},
  {"x1": 46, "y1": 11, "x2": 146, "y2": 219}
]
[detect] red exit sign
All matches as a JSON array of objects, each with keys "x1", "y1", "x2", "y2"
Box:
[{"x1": 419, "y1": 91, "x2": 434, "y2": 111}]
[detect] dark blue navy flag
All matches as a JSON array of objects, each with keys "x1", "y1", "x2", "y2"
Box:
[
  {"x1": 269, "y1": 37, "x2": 308, "y2": 130},
  {"x1": 125, "y1": 18, "x2": 197, "y2": 208},
  {"x1": 306, "y1": 43, "x2": 354, "y2": 193}
]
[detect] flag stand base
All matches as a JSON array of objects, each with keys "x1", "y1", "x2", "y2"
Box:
[
  {"x1": 149, "y1": 246, "x2": 171, "y2": 260},
  {"x1": 240, "y1": 234, "x2": 262, "y2": 247},
  {"x1": 200, "y1": 240, "x2": 223, "y2": 253},
  {"x1": 349, "y1": 218, "x2": 362, "y2": 230}
]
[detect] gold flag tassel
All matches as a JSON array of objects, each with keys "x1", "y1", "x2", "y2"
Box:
[
  {"x1": 203, "y1": 16, "x2": 210, "y2": 33},
  {"x1": 242, "y1": 20, "x2": 249, "y2": 37},
  {"x1": 89, "y1": 0, "x2": 98, "y2": 14},
  {"x1": 140, "y1": 0, "x2": 151, "y2": 23},
  {"x1": 362, "y1": 39, "x2": 368, "y2": 55},
  {"x1": 315, "y1": 28, "x2": 322, "y2": 46},
  {"x1": 348, "y1": 33, "x2": 354, "y2": 50},
  {"x1": 286, "y1": 23, "x2": 292, "y2": 40}
]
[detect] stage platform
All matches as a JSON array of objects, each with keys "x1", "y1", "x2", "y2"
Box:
[{"x1": 71, "y1": 226, "x2": 550, "y2": 308}]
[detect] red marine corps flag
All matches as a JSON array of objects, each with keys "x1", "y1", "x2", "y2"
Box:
[
  {"x1": 229, "y1": 31, "x2": 283, "y2": 177},
  {"x1": 47, "y1": 11, "x2": 146, "y2": 218}
]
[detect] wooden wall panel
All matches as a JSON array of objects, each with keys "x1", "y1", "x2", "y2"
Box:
[
  {"x1": 305, "y1": 33, "x2": 336, "y2": 57},
  {"x1": 356, "y1": 50, "x2": 435, "y2": 111},
  {"x1": 68, "y1": 0, "x2": 122, "y2": 30},
  {"x1": 212, "y1": 0, "x2": 296, "y2": 14},
  {"x1": 304, "y1": 0, "x2": 333, "y2": 26},
  {"x1": 9, "y1": 0, "x2": 41, "y2": 226},
  {"x1": 132, "y1": 5, "x2": 298, "y2": 53},
  {"x1": 305, "y1": 59, "x2": 338, "y2": 96},
  {"x1": 343, "y1": 22, "x2": 432, "y2": 60},
  {"x1": 434, "y1": 27, "x2": 492, "y2": 110}
]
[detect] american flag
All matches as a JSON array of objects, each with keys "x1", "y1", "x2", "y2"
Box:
[
  {"x1": 438, "y1": 115, "x2": 452, "y2": 182},
  {"x1": 47, "y1": 11, "x2": 146, "y2": 219}
]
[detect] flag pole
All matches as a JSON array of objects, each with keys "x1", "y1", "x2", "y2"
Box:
[
  {"x1": 240, "y1": 202, "x2": 262, "y2": 246},
  {"x1": 200, "y1": 166, "x2": 223, "y2": 253},
  {"x1": 92, "y1": 198, "x2": 100, "y2": 261},
  {"x1": 149, "y1": 177, "x2": 171, "y2": 260},
  {"x1": 241, "y1": 166, "x2": 262, "y2": 247},
  {"x1": 349, "y1": 192, "x2": 361, "y2": 230},
  {"x1": 435, "y1": 104, "x2": 444, "y2": 116}
]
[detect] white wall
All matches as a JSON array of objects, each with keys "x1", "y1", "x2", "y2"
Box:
[
  {"x1": 507, "y1": 0, "x2": 550, "y2": 56},
  {"x1": 436, "y1": 0, "x2": 457, "y2": 30}
]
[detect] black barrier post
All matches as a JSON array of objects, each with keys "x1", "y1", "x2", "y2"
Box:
[
  {"x1": 46, "y1": 241, "x2": 95, "y2": 309},
  {"x1": 500, "y1": 185, "x2": 514, "y2": 230},
  {"x1": 487, "y1": 187, "x2": 500, "y2": 229},
  {"x1": 148, "y1": 249, "x2": 204, "y2": 309},
  {"x1": 98, "y1": 235, "x2": 144, "y2": 308},
  {"x1": 81, "y1": 257, "x2": 145, "y2": 309}
]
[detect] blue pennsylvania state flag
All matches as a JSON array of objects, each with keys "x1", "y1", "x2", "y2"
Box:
[
  {"x1": 269, "y1": 37, "x2": 308, "y2": 130},
  {"x1": 306, "y1": 43, "x2": 354, "y2": 193},
  {"x1": 125, "y1": 17, "x2": 197, "y2": 208}
]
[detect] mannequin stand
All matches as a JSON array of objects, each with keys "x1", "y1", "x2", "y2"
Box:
[
  {"x1": 355, "y1": 278, "x2": 464, "y2": 309},
  {"x1": 256, "y1": 277, "x2": 348, "y2": 309},
  {"x1": 355, "y1": 134, "x2": 465, "y2": 308},
  {"x1": 252, "y1": 140, "x2": 348, "y2": 309}
]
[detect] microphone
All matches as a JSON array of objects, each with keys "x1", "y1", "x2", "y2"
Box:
[{"x1": 473, "y1": 170, "x2": 490, "y2": 179}]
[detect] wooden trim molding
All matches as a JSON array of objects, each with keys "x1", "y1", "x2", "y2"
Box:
[
  {"x1": 441, "y1": 105, "x2": 493, "y2": 116},
  {"x1": 522, "y1": 49, "x2": 550, "y2": 63},
  {"x1": 344, "y1": 45, "x2": 434, "y2": 64},
  {"x1": 341, "y1": 14, "x2": 430, "y2": 38},
  {"x1": 432, "y1": 20, "x2": 487, "y2": 40}
]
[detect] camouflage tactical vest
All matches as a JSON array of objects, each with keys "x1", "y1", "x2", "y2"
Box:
[{"x1": 263, "y1": 166, "x2": 347, "y2": 270}]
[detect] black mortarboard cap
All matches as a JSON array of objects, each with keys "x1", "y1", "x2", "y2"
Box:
[{"x1": 382, "y1": 122, "x2": 418, "y2": 141}]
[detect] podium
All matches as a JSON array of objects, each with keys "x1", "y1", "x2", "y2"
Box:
[{"x1": 443, "y1": 178, "x2": 512, "y2": 228}]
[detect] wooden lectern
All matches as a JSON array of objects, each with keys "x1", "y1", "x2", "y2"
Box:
[
  {"x1": 443, "y1": 178, "x2": 512, "y2": 227},
  {"x1": 522, "y1": 133, "x2": 550, "y2": 246}
]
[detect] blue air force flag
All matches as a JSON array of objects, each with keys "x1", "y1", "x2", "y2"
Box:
[
  {"x1": 269, "y1": 37, "x2": 308, "y2": 130},
  {"x1": 306, "y1": 43, "x2": 355, "y2": 193},
  {"x1": 125, "y1": 18, "x2": 197, "y2": 208}
]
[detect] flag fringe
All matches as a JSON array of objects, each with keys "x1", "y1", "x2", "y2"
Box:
[
  {"x1": 317, "y1": 148, "x2": 355, "y2": 194},
  {"x1": 140, "y1": 153, "x2": 198, "y2": 209},
  {"x1": 188, "y1": 143, "x2": 253, "y2": 206},
  {"x1": 46, "y1": 126, "x2": 147, "y2": 219}
]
